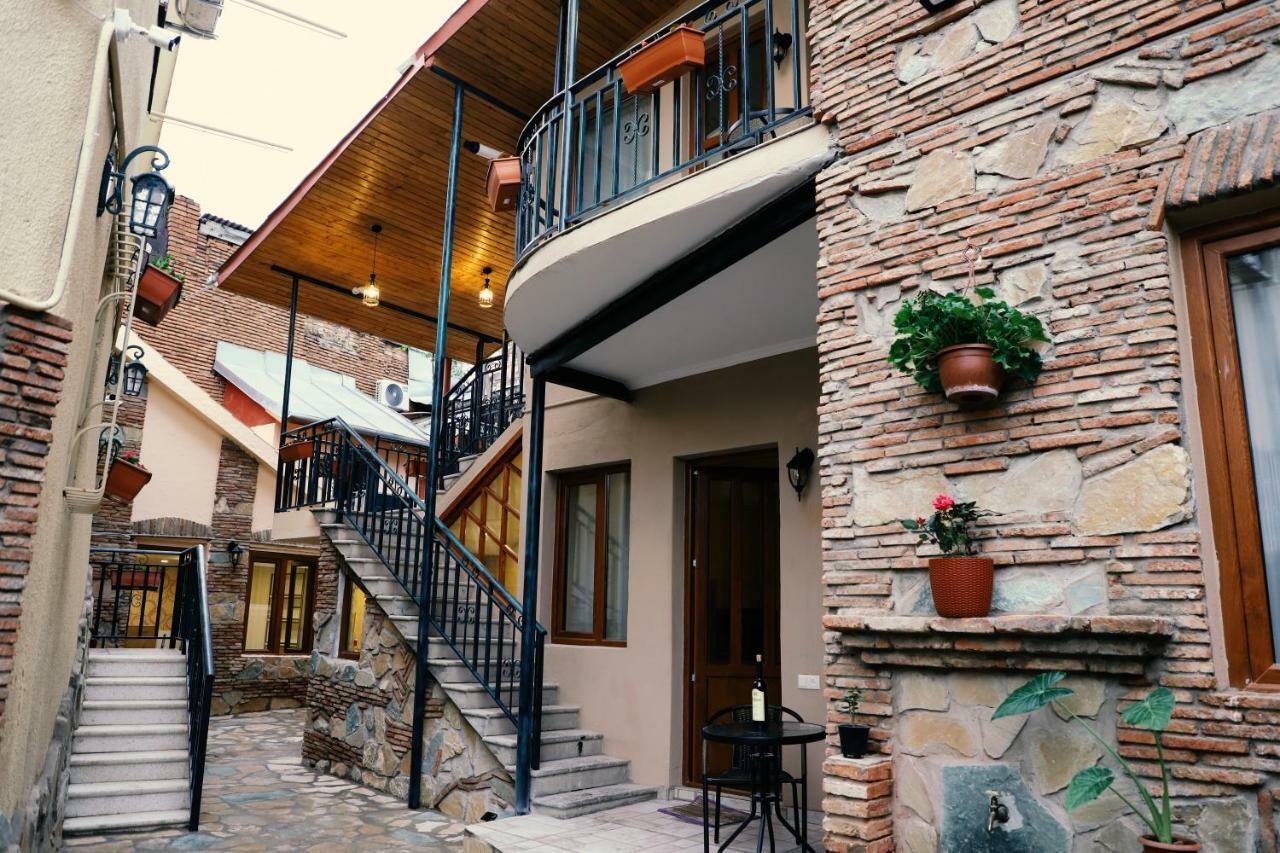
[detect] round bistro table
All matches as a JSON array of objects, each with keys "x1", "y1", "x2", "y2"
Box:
[{"x1": 700, "y1": 720, "x2": 825, "y2": 853}]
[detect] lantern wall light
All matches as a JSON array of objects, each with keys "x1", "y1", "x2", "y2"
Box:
[
  {"x1": 106, "y1": 344, "x2": 149, "y2": 397},
  {"x1": 786, "y1": 446, "x2": 815, "y2": 501},
  {"x1": 478, "y1": 266, "x2": 495, "y2": 309},
  {"x1": 97, "y1": 145, "x2": 175, "y2": 238}
]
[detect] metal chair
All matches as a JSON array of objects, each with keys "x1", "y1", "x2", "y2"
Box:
[{"x1": 703, "y1": 704, "x2": 804, "y2": 843}]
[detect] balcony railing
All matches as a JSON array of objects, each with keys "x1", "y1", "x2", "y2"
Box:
[{"x1": 516, "y1": 0, "x2": 811, "y2": 258}]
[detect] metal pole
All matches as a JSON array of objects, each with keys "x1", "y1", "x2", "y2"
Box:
[
  {"x1": 409, "y1": 81, "x2": 465, "y2": 811},
  {"x1": 553, "y1": 0, "x2": 567, "y2": 91},
  {"x1": 556, "y1": 0, "x2": 579, "y2": 231},
  {"x1": 279, "y1": 276, "x2": 300, "y2": 436},
  {"x1": 470, "y1": 337, "x2": 485, "y2": 452},
  {"x1": 515, "y1": 374, "x2": 546, "y2": 814}
]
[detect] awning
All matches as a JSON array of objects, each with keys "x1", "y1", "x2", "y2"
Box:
[{"x1": 213, "y1": 341, "x2": 429, "y2": 444}]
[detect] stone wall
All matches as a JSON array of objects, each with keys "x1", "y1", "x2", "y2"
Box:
[{"x1": 811, "y1": 0, "x2": 1280, "y2": 849}]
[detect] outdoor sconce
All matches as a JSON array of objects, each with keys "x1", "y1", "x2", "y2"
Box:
[
  {"x1": 918, "y1": 0, "x2": 962, "y2": 11},
  {"x1": 786, "y1": 446, "x2": 815, "y2": 501},
  {"x1": 97, "y1": 145, "x2": 175, "y2": 238},
  {"x1": 226, "y1": 539, "x2": 244, "y2": 568},
  {"x1": 106, "y1": 344, "x2": 148, "y2": 397},
  {"x1": 478, "y1": 266, "x2": 495, "y2": 309},
  {"x1": 771, "y1": 30, "x2": 794, "y2": 67},
  {"x1": 353, "y1": 223, "x2": 382, "y2": 307}
]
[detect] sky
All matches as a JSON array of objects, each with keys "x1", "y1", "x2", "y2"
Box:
[{"x1": 159, "y1": 0, "x2": 463, "y2": 227}]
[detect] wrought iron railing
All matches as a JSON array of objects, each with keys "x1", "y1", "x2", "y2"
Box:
[
  {"x1": 516, "y1": 0, "x2": 811, "y2": 257},
  {"x1": 275, "y1": 417, "x2": 544, "y2": 763},
  {"x1": 438, "y1": 336, "x2": 524, "y2": 483},
  {"x1": 88, "y1": 546, "x2": 214, "y2": 831}
]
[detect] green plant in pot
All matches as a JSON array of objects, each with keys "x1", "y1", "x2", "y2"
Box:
[
  {"x1": 135, "y1": 253, "x2": 185, "y2": 326},
  {"x1": 835, "y1": 687, "x2": 869, "y2": 758},
  {"x1": 888, "y1": 280, "x2": 1048, "y2": 406},
  {"x1": 901, "y1": 494, "x2": 995, "y2": 618},
  {"x1": 993, "y1": 672, "x2": 1199, "y2": 853}
]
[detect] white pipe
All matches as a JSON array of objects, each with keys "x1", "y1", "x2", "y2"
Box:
[{"x1": 0, "y1": 19, "x2": 116, "y2": 311}]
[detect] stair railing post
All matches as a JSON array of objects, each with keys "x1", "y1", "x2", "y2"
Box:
[
  {"x1": 274, "y1": 275, "x2": 300, "y2": 514},
  {"x1": 515, "y1": 374, "x2": 546, "y2": 813},
  {"x1": 409, "y1": 80, "x2": 465, "y2": 812},
  {"x1": 470, "y1": 337, "x2": 484, "y2": 454}
]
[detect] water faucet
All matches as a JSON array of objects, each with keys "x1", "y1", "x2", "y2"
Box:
[{"x1": 987, "y1": 794, "x2": 1010, "y2": 833}]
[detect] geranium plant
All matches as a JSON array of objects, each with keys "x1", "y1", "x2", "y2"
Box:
[
  {"x1": 888, "y1": 287, "x2": 1048, "y2": 394},
  {"x1": 994, "y1": 672, "x2": 1188, "y2": 847},
  {"x1": 900, "y1": 494, "x2": 992, "y2": 556},
  {"x1": 116, "y1": 449, "x2": 147, "y2": 469},
  {"x1": 149, "y1": 254, "x2": 185, "y2": 283}
]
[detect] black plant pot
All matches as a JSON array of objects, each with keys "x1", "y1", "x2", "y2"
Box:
[{"x1": 838, "y1": 724, "x2": 870, "y2": 758}]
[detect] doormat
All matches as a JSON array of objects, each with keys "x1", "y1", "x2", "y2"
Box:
[{"x1": 658, "y1": 798, "x2": 749, "y2": 827}]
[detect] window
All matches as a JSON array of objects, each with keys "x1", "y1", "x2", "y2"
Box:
[
  {"x1": 1183, "y1": 212, "x2": 1280, "y2": 687},
  {"x1": 339, "y1": 576, "x2": 367, "y2": 659},
  {"x1": 243, "y1": 554, "x2": 315, "y2": 654},
  {"x1": 446, "y1": 445, "x2": 522, "y2": 593},
  {"x1": 552, "y1": 465, "x2": 630, "y2": 645}
]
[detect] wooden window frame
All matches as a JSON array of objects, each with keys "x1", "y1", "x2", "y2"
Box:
[
  {"x1": 443, "y1": 442, "x2": 523, "y2": 592},
  {"x1": 1181, "y1": 209, "x2": 1280, "y2": 688},
  {"x1": 241, "y1": 552, "x2": 316, "y2": 656},
  {"x1": 339, "y1": 575, "x2": 366, "y2": 660},
  {"x1": 551, "y1": 464, "x2": 631, "y2": 647}
]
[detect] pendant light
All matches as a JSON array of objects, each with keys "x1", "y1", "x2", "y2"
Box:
[
  {"x1": 478, "y1": 266, "x2": 495, "y2": 309},
  {"x1": 354, "y1": 224, "x2": 382, "y2": 307}
]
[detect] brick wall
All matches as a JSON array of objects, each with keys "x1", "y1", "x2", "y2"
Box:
[
  {"x1": 811, "y1": 0, "x2": 1280, "y2": 848},
  {"x1": 0, "y1": 307, "x2": 72, "y2": 732}
]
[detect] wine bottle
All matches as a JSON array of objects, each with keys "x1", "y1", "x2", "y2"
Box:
[{"x1": 751, "y1": 654, "x2": 767, "y2": 727}]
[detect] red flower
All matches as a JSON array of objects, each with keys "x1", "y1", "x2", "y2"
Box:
[
  {"x1": 915, "y1": 517, "x2": 926, "y2": 526},
  {"x1": 933, "y1": 494, "x2": 954, "y2": 511}
]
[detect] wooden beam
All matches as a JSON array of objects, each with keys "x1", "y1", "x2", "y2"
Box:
[
  {"x1": 542, "y1": 365, "x2": 632, "y2": 402},
  {"x1": 527, "y1": 178, "x2": 817, "y2": 376}
]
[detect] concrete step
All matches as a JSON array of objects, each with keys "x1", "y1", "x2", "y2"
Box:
[
  {"x1": 531, "y1": 783, "x2": 661, "y2": 819},
  {"x1": 484, "y1": 729, "x2": 603, "y2": 766},
  {"x1": 87, "y1": 653, "x2": 186, "y2": 679},
  {"x1": 462, "y1": 705, "x2": 580, "y2": 737},
  {"x1": 63, "y1": 809, "x2": 190, "y2": 836},
  {"x1": 441, "y1": 472, "x2": 462, "y2": 491},
  {"x1": 456, "y1": 453, "x2": 481, "y2": 475},
  {"x1": 69, "y1": 749, "x2": 189, "y2": 784},
  {"x1": 87, "y1": 648, "x2": 185, "y2": 657},
  {"x1": 440, "y1": 681, "x2": 558, "y2": 710},
  {"x1": 522, "y1": 755, "x2": 632, "y2": 798},
  {"x1": 81, "y1": 699, "x2": 187, "y2": 725},
  {"x1": 65, "y1": 778, "x2": 189, "y2": 818},
  {"x1": 73, "y1": 724, "x2": 187, "y2": 754},
  {"x1": 84, "y1": 676, "x2": 187, "y2": 701}
]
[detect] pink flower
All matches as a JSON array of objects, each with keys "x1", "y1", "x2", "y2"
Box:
[{"x1": 933, "y1": 494, "x2": 954, "y2": 511}]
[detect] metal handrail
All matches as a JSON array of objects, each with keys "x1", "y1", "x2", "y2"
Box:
[
  {"x1": 515, "y1": 0, "x2": 811, "y2": 258},
  {"x1": 438, "y1": 338, "x2": 525, "y2": 484}
]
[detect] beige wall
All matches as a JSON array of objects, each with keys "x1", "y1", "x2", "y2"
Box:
[
  {"x1": 0, "y1": 0, "x2": 169, "y2": 817},
  {"x1": 531, "y1": 348, "x2": 824, "y2": 798},
  {"x1": 134, "y1": 384, "x2": 223, "y2": 527}
]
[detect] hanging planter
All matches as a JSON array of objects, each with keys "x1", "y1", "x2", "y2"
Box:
[
  {"x1": 105, "y1": 451, "x2": 152, "y2": 502},
  {"x1": 936, "y1": 343, "x2": 1005, "y2": 405},
  {"x1": 486, "y1": 156, "x2": 523, "y2": 213},
  {"x1": 902, "y1": 495, "x2": 996, "y2": 618},
  {"x1": 134, "y1": 256, "x2": 184, "y2": 326},
  {"x1": 280, "y1": 441, "x2": 313, "y2": 463},
  {"x1": 619, "y1": 25, "x2": 705, "y2": 95}
]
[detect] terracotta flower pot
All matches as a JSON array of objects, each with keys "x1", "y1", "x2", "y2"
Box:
[
  {"x1": 486, "y1": 156, "x2": 523, "y2": 213},
  {"x1": 619, "y1": 25, "x2": 705, "y2": 95},
  {"x1": 134, "y1": 264, "x2": 183, "y2": 326},
  {"x1": 928, "y1": 556, "x2": 994, "y2": 618},
  {"x1": 279, "y1": 442, "x2": 313, "y2": 463},
  {"x1": 936, "y1": 343, "x2": 1004, "y2": 406},
  {"x1": 1140, "y1": 837, "x2": 1201, "y2": 853},
  {"x1": 105, "y1": 458, "x2": 152, "y2": 502}
]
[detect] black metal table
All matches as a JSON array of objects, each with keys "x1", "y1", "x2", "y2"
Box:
[{"x1": 701, "y1": 720, "x2": 824, "y2": 853}]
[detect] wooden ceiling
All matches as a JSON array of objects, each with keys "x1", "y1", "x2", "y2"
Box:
[{"x1": 216, "y1": 0, "x2": 679, "y2": 360}]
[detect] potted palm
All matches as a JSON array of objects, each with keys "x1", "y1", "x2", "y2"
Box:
[
  {"x1": 901, "y1": 495, "x2": 995, "y2": 617},
  {"x1": 836, "y1": 687, "x2": 870, "y2": 758},
  {"x1": 994, "y1": 672, "x2": 1199, "y2": 852},
  {"x1": 888, "y1": 285, "x2": 1048, "y2": 406},
  {"x1": 105, "y1": 449, "x2": 152, "y2": 501},
  {"x1": 134, "y1": 254, "x2": 184, "y2": 326},
  {"x1": 618, "y1": 24, "x2": 705, "y2": 95}
]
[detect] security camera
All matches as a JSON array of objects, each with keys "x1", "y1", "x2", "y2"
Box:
[
  {"x1": 463, "y1": 140, "x2": 505, "y2": 161},
  {"x1": 112, "y1": 10, "x2": 182, "y2": 51},
  {"x1": 144, "y1": 26, "x2": 182, "y2": 50}
]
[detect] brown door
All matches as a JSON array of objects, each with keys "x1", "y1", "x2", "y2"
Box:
[{"x1": 684, "y1": 452, "x2": 781, "y2": 787}]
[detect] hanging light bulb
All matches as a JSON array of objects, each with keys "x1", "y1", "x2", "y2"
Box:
[
  {"x1": 478, "y1": 266, "x2": 495, "y2": 309},
  {"x1": 358, "y1": 224, "x2": 382, "y2": 307},
  {"x1": 362, "y1": 277, "x2": 380, "y2": 308}
]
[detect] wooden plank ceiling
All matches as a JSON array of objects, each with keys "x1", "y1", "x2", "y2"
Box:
[{"x1": 216, "y1": 0, "x2": 677, "y2": 361}]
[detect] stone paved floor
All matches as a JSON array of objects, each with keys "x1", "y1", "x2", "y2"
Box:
[{"x1": 63, "y1": 708, "x2": 465, "y2": 852}]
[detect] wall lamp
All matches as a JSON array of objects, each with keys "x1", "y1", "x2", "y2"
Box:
[
  {"x1": 97, "y1": 145, "x2": 175, "y2": 238},
  {"x1": 226, "y1": 539, "x2": 244, "y2": 568},
  {"x1": 771, "y1": 30, "x2": 794, "y2": 66},
  {"x1": 106, "y1": 344, "x2": 148, "y2": 397},
  {"x1": 918, "y1": 0, "x2": 962, "y2": 11},
  {"x1": 786, "y1": 447, "x2": 815, "y2": 501}
]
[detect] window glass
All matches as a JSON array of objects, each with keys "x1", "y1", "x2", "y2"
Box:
[
  {"x1": 243, "y1": 555, "x2": 314, "y2": 654},
  {"x1": 279, "y1": 562, "x2": 310, "y2": 652},
  {"x1": 605, "y1": 472, "x2": 629, "y2": 642},
  {"x1": 555, "y1": 467, "x2": 630, "y2": 644},
  {"x1": 245, "y1": 561, "x2": 276, "y2": 652},
  {"x1": 342, "y1": 579, "x2": 366, "y2": 658},
  {"x1": 563, "y1": 482, "x2": 598, "y2": 635}
]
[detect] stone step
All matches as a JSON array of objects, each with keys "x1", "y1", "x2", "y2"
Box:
[
  {"x1": 69, "y1": 749, "x2": 189, "y2": 784},
  {"x1": 65, "y1": 778, "x2": 189, "y2": 818},
  {"x1": 73, "y1": 723, "x2": 188, "y2": 754},
  {"x1": 456, "y1": 453, "x2": 480, "y2": 475},
  {"x1": 530, "y1": 783, "x2": 661, "y2": 819},
  {"x1": 86, "y1": 655, "x2": 187, "y2": 679},
  {"x1": 484, "y1": 728, "x2": 604, "y2": 766},
  {"x1": 440, "y1": 681, "x2": 558, "y2": 710},
  {"x1": 461, "y1": 705, "x2": 580, "y2": 737},
  {"x1": 83, "y1": 676, "x2": 187, "y2": 701},
  {"x1": 522, "y1": 755, "x2": 632, "y2": 798},
  {"x1": 81, "y1": 699, "x2": 187, "y2": 725},
  {"x1": 63, "y1": 809, "x2": 190, "y2": 836}
]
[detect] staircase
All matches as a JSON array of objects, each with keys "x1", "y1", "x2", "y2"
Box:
[
  {"x1": 316, "y1": 474, "x2": 660, "y2": 818},
  {"x1": 62, "y1": 648, "x2": 193, "y2": 835}
]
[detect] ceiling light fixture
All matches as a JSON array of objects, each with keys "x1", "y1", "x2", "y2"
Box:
[
  {"x1": 353, "y1": 224, "x2": 382, "y2": 308},
  {"x1": 478, "y1": 266, "x2": 495, "y2": 309}
]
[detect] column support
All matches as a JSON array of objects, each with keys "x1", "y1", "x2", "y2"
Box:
[
  {"x1": 515, "y1": 375, "x2": 546, "y2": 814},
  {"x1": 555, "y1": 0, "x2": 579, "y2": 230},
  {"x1": 279, "y1": 275, "x2": 300, "y2": 437},
  {"x1": 408, "y1": 80, "x2": 465, "y2": 811}
]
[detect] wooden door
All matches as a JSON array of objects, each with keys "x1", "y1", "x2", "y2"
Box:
[{"x1": 684, "y1": 452, "x2": 781, "y2": 786}]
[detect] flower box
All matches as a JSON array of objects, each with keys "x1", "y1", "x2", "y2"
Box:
[
  {"x1": 280, "y1": 442, "x2": 313, "y2": 463},
  {"x1": 134, "y1": 264, "x2": 183, "y2": 326},
  {"x1": 105, "y1": 457, "x2": 152, "y2": 502},
  {"x1": 486, "y1": 156, "x2": 523, "y2": 213},
  {"x1": 619, "y1": 25, "x2": 705, "y2": 95}
]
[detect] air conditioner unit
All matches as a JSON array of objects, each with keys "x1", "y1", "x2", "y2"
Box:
[{"x1": 377, "y1": 380, "x2": 410, "y2": 412}]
